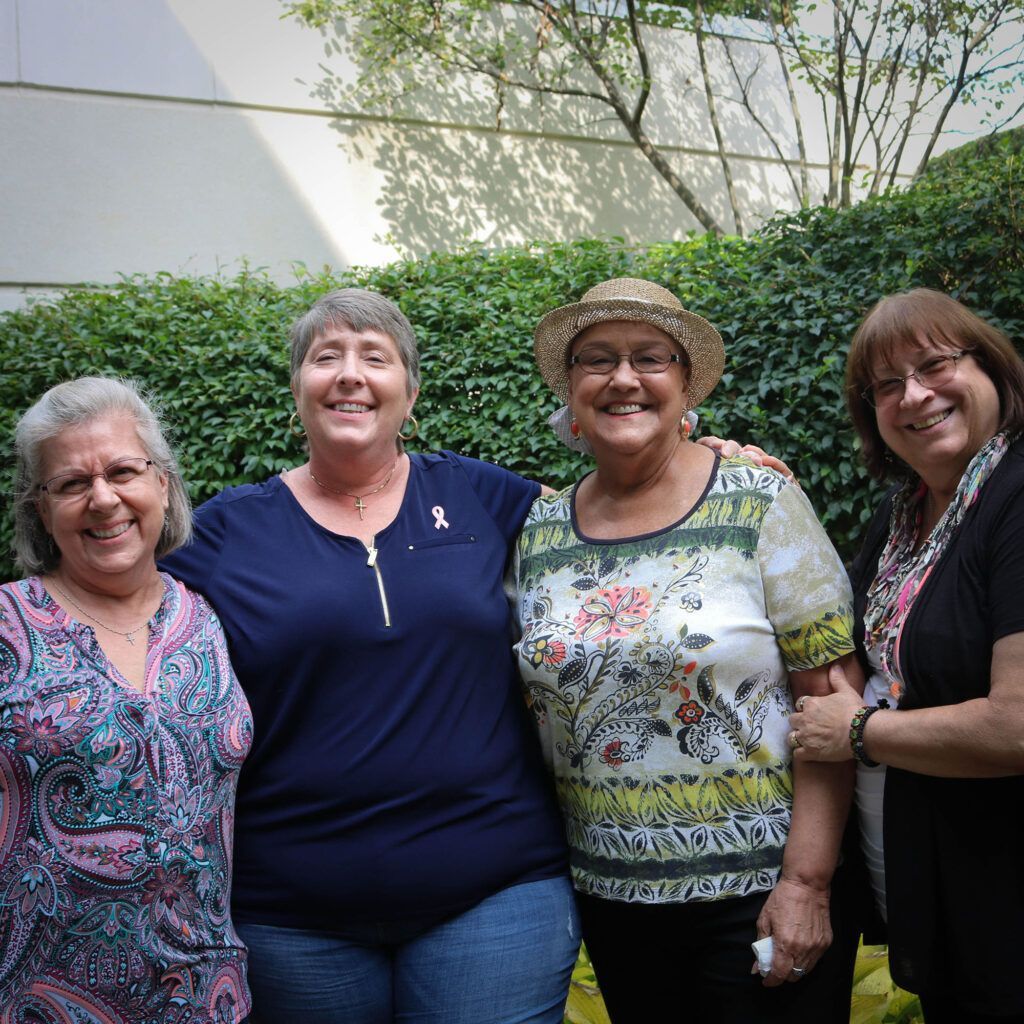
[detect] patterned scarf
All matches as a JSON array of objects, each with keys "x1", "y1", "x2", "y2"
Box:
[{"x1": 864, "y1": 431, "x2": 1013, "y2": 700}]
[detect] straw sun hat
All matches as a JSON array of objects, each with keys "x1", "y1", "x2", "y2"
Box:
[{"x1": 533, "y1": 277, "x2": 725, "y2": 408}]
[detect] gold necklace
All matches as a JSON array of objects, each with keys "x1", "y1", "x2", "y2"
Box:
[
  {"x1": 47, "y1": 578, "x2": 155, "y2": 647},
  {"x1": 309, "y1": 457, "x2": 399, "y2": 520}
]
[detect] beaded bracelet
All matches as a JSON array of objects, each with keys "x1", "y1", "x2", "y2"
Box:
[{"x1": 849, "y1": 705, "x2": 882, "y2": 767}]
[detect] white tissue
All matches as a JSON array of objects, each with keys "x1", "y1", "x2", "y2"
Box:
[{"x1": 751, "y1": 936, "x2": 773, "y2": 976}]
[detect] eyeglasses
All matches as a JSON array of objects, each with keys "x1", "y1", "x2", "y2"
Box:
[
  {"x1": 570, "y1": 348, "x2": 684, "y2": 376},
  {"x1": 39, "y1": 458, "x2": 155, "y2": 501},
  {"x1": 860, "y1": 350, "x2": 974, "y2": 408}
]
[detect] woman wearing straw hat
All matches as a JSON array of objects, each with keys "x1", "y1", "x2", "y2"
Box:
[{"x1": 512, "y1": 278, "x2": 859, "y2": 1023}]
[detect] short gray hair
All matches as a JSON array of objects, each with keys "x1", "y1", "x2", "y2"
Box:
[
  {"x1": 289, "y1": 288, "x2": 421, "y2": 394},
  {"x1": 12, "y1": 376, "x2": 193, "y2": 575}
]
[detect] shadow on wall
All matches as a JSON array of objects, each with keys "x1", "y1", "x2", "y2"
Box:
[
  {"x1": 298, "y1": 14, "x2": 813, "y2": 248},
  {"x1": 314, "y1": 103, "x2": 808, "y2": 249},
  {"x1": 335, "y1": 117, "x2": 816, "y2": 250},
  {"x1": 332, "y1": 118, "x2": 723, "y2": 253}
]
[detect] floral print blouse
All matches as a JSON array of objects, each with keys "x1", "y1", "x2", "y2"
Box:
[
  {"x1": 0, "y1": 574, "x2": 253, "y2": 1024},
  {"x1": 513, "y1": 458, "x2": 854, "y2": 905}
]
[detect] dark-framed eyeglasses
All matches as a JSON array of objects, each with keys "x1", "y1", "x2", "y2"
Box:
[
  {"x1": 39, "y1": 458, "x2": 155, "y2": 501},
  {"x1": 569, "y1": 348, "x2": 684, "y2": 376},
  {"x1": 860, "y1": 350, "x2": 974, "y2": 408}
]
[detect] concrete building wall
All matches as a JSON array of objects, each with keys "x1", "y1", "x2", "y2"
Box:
[{"x1": 0, "y1": 0, "x2": 1013, "y2": 311}]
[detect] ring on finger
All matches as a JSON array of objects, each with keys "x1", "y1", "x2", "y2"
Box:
[
  {"x1": 788, "y1": 730, "x2": 802, "y2": 750},
  {"x1": 791, "y1": 966, "x2": 807, "y2": 978},
  {"x1": 796, "y1": 695, "x2": 809, "y2": 712}
]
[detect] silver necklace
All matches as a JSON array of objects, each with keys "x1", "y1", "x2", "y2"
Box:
[
  {"x1": 47, "y1": 578, "x2": 154, "y2": 647},
  {"x1": 309, "y1": 458, "x2": 399, "y2": 520}
]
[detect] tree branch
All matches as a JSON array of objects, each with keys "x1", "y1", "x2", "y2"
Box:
[{"x1": 696, "y1": 0, "x2": 744, "y2": 234}]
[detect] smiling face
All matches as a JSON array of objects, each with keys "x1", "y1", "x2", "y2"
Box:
[
  {"x1": 567, "y1": 320, "x2": 690, "y2": 458},
  {"x1": 37, "y1": 414, "x2": 169, "y2": 592},
  {"x1": 292, "y1": 322, "x2": 418, "y2": 463},
  {"x1": 872, "y1": 337, "x2": 1001, "y2": 491}
]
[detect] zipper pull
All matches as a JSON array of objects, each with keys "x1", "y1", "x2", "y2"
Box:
[{"x1": 366, "y1": 546, "x2": 378, "y2": 568}]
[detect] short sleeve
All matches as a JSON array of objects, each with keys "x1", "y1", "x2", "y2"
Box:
[
  {"x1": 446, "y1": 452, "x2": 541, "y2": 543},
  {"x1": 0, "y1": 586, "x2": 24, "y2": 686},
  {"x1": 757, "y1": 482, "x2": 855, "y2": 672},
  {"x1": 159, "y1": 493, "x2": 229, "y2": 593}
]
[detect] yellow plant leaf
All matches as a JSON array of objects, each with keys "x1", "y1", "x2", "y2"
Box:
[
  {"x1": 853, "y1": 948, "x2": 891, "y2": 986},
  {"x1": 564, "y1": 980, "x2": 611, "y2": 1024},
  {"x1": 850, "y1": 992, "x2": 889, "y2": 1024}
]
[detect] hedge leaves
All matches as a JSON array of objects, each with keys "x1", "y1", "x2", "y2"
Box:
[{"x1": 2, "y1": 135, "x2": 1021, "y2": 579}]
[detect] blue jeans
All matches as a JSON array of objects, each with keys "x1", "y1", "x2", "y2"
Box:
[{"x1": 236, "y1": 875, "x2": 580, "y2": 1024}]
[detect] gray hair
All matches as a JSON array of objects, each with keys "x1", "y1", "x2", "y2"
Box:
[
  {"x1": 12, "y1": 376, "x2": 193, "y2": 575},
  {"x1": 289, "y1": 288, "x2": 421, "y2": 395}
]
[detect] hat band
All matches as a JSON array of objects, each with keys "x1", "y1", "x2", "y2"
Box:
[{"x1": 583, "y1": 295, "x2": 684, "y2": 312}]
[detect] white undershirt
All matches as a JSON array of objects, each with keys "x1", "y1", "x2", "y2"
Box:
[{"x1": 855, "y1": 644, "x2": 889, "y2": 922}]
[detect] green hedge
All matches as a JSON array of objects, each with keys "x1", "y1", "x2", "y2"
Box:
[{"x1": 2, "y1": 134, "x2": 1022, "y2": 580}]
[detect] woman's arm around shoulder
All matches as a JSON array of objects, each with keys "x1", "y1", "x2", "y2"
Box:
[
  {"x1": 795, "y1": 471, "x2": 1024, "y2": 777},
  {"x1": 158, "y1": 487, "x2": 233, "y2": 592},
  {"x1": 849, "y1": 634, "x2": 1024, "y2": 776},
  {"x1": 441, "y1": 451, "x2": 543, "y2": 537}
]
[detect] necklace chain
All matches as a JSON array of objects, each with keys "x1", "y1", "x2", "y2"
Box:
[
  {"x1": 309, "y1": 458, "x2": 399, "y2": 520},
  {"x1": 47, "y1": 578, "x2": 155, "y2": 647}
]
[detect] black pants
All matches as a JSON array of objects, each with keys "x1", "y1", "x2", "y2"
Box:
[
  {"x1": 576, "y1": 889, "x2": 857, "y2": 1024},
  {"x1": 920, "y1": 994, "x2": 1024, "y2": 1024}
]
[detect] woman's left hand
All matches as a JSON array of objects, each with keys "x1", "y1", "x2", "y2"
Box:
[
  {"x1": 789, "y1": 662, "x2": 864, "y2": 761},
  {"x1": 754, "y1": 877, "x2": 832, "y2": 986}
]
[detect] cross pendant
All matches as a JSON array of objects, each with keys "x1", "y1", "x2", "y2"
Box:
[
  {"x1": 354, "y1": 496, "x2": 367, "y2": 520},
  {"x1": 125, "y1": 632, "x2": 137, "y2": 646}
]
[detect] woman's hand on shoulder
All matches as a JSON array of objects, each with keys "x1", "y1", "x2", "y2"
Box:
[{"x1": 696, "y1": 436, "x2": 797, "y2": 484}]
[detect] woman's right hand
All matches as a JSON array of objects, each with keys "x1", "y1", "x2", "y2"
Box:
[
  {"x1": 697, "y1": 436, "x2": 798, "y2": 483},
  {"x1": 790, "y1": 663, "x2": 866, "y2": 761}
]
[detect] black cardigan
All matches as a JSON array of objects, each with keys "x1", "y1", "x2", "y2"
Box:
[{"x1": 850, "y1": 437, "x2": 1024, "y2": 1011}]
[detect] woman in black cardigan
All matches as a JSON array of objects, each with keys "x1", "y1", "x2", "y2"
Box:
[{"x1": 790, "y1": 288, "x2": 1024, "y2": 1024}]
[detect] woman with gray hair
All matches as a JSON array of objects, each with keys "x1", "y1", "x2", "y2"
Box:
[
  {"x1": 161, "y1": 288, "x2": 577, "y2": 1024},
  {"x1": 1, "y1": 376, "x2": 253, "y2": 1022}
]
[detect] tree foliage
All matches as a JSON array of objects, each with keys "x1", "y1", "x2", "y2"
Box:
[
  {"x1": 742, "y1": 0, "x2": 1024, "y2": 206},
  {"x1": 282, "y1": 0, "x2": 1024, "y2": 234},
  {"x1": 2, "y1": 133, "x2": 1022, "y2": 581}
]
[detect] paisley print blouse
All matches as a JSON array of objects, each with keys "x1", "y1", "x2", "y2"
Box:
[
  {"x1": 513, "y1": 458, "x2": 854, "y2": 905},
  {"x1": 0, "y1": 574, "x2": 252, "y2": 1024}
]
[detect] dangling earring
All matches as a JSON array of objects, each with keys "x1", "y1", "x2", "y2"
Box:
[
  {"x1": 399, "y1": 414, "x2": 419, "y2": 442},
  {"x1": 680, "y1": 413, "x2": 692, "y2": 439},
  {"x1": 289, "y1": 412, "x2": 306, "y2": 438},
  {"x1": 569, "y1": 419, "x2": 581, "y2": 439}
]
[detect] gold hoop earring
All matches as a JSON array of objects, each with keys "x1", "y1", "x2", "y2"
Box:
[
  {"x1": 289, "y1": 411, "x2": 306, "y2": 439},
  {"x1": 399, "y1": 414, "x2": 419, "y2": 442}
]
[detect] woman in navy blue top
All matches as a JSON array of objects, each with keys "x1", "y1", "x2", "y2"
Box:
[{"x1": 162, "y1": 289, "x2": 576, "y2": 1024}]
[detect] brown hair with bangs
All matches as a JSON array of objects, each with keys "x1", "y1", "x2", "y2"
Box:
[{"x1": 845, "y1": 288, "x2": 1024, "y2": 480}]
